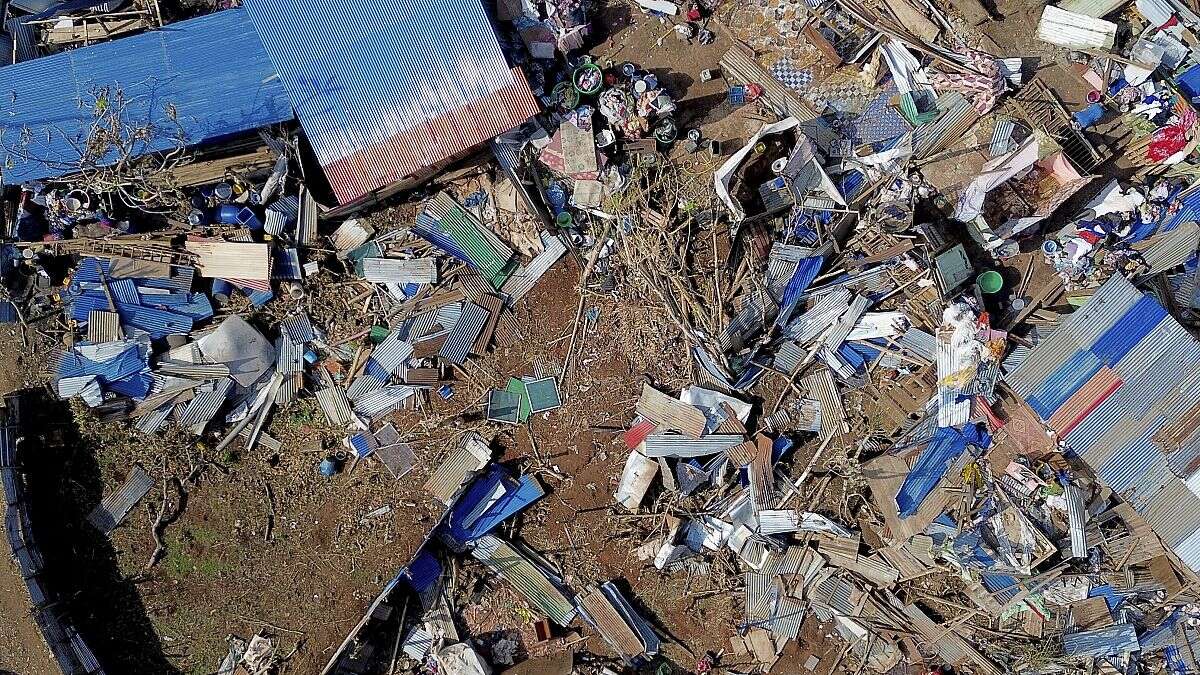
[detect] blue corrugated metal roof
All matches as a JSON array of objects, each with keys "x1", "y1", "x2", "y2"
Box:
[
  {"x1": 1091, "y1": 294, "x2": 1167, "y2": 365},
  {"x1": 1027, "y1": 349, "x2": 1102, "y2": 419},
  {"x1": 242, "y1": 0, "x2": 540, "y2": 206},
  {"x1": 0, "y1": 9, "x2": 293, "y2": 185}
]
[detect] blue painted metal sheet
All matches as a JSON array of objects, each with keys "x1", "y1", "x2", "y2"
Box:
[
  {"x1": 1091, "y1": 295, "x2": 1167, "y2": 365},
  {"x1": 1062, "y1": 623, "x2": 1139, "y2": 658},
  {"x1": 1027, "y1": 349, "x2": 1102, "y2": 420},
  {"x1": 440, "y1": 466, "x2": 544, "y2": 547},
  {"x1": 242, "y1": 0, "x2": 541, "y2": 206},
  {"x1": 405, "y1": 549, "x2": 442, "y2": 593},
  {"x1": 896, "y1": 425, "x2": 989, "y2": 518},
  {"x1": 0, "y1": 9, "x2": 293, "y2": 185}
]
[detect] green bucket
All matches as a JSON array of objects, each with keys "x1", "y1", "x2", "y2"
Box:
[
  {"x1": 573, "y1": 63, "x2": 603, "y2": 95},
  {"x1": 978, "y1": 270, "x2": 1004, "y2": 295},
  {"x1": 369, "y1": 325, "x2": 390, "y2": 343}
]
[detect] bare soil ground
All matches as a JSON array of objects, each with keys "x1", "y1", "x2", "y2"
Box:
[{"x1": 0, "y1": 0, "x2": 1085, "y2": 672}]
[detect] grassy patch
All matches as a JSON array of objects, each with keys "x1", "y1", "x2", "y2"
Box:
[{"x1": 164, "y1": 531, "x2": 231, "y2": 579}]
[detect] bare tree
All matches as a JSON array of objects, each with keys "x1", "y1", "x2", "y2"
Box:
[{"x1": 1, "y1": 82, "x2": 193, "y2": 214}]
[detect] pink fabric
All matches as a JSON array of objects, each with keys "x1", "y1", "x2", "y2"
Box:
[{"x1": 929, "y1": 49, "x2": 1005, "y2": 114}]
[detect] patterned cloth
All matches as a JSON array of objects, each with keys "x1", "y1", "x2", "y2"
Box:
[
  {"x1": 929, "y1": 48, "x2": 1005, "y2": 114},
  {"x1": 770, "y1": 58, "x2": 813, "y2": 92},
  {"x1": 853, "y1": 84, "x2": 912, "y2": 144}
]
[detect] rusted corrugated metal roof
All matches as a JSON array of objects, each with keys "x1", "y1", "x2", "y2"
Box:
[
  {"x1": 802, "y1": 368, "x2": 844, "y2": 441},
  {"x1": 243, "y1": 0, "x2": 540, "y2": 206},
  {"x1": 635, "y1": 383, "x2": 708, "y2": 439},
  {"x1": 575, "y1": 584, "x2": 652, "y2": 661},
  {"x1": 424, "y1": 432, "x2": 491, "y2": 505}
]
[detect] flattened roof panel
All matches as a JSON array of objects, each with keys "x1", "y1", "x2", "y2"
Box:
[
  {"x1": 0, "y1": 8, "x2": 293, "y2": 185},
  {"x1": 242, "y1": 0, "x2": 541, "y2": 206}
]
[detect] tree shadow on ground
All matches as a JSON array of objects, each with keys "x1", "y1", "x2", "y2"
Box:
[{"x1": 19, "y1": 390, "x2": 180, "y2": 674}]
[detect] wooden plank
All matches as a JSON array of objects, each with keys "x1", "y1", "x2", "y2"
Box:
[
  {"x1": 184, "y1": 241, "x2": 270, "y2": 280},
  {"x1": 43, "y1": 17, "x2": 147, "y2": 45},
  {"x1": 472, "y1": 293, "x2": 505, "y2": 355}
]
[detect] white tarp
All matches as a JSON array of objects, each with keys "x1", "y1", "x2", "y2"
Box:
[
  {"x1": 954, "y1": 136, "x2": 1041, "y2": 222},
  {"x1": 436, "y1": 643, "x2": 493, "y2": 675}
]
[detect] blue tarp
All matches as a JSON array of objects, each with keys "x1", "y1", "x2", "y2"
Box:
[{"x1": 896, "y1": 424, "x2": 990, "y2": 518}]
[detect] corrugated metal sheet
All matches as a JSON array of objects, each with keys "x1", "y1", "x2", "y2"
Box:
[
  {"x1": 1142, "y1": 479, "x2": 1200, "y2": 546},
  {"x1": 1064, "y1": 483, "x2": 1088, "y2": 558},
  {"x1": 439, "y1": 302, "x2": 488, "y2": 365},
  {"x1": 155, "y1": 361, "x2": 230, "y2": 380},
  {"x1": 275, "y1": 335, "x2": 303, "y2": 375},
  {"x1": 500, "y1": 233, "x2": 568, "y2": 304},
  {"x1": 1038, "y1": 6, "x2": 1118, "y2": 49},
  {"x1": 641, "y1": 434, "x2": 744, "y2": 458},
  {"x1": 362, "y1": 257, "x2": 438, "y2": 284},
  {"x1": 803, "y1": 368, "x2": 844, "y2": 440},
  {"x1": 1137, "y1": 222, "x2": 1200, "y2": 274},
  {"x1": 352, "y1": 384, "x2": 413, "y2": 419},
  {"x1": 372, "y1": 334, "x2": 415, "y2": 373},
  {"x1": 1059, "y1": 0, "x2": 1127, "y2": 17},
  {"x1": 346, "y1": 372, "x2": 387, "y2": 401},
  {"x1": 719, "y1": 291, "x2": 772, "y2": 352},
  {"x1": 135, "y1": 403, "x2": 173, "y2": 435},
  {"x1": 244, "y1": 0, "x2": 540, "y2": 205},
  {"x1": 788, "y1": 289, "x2": 853, "y2": 344},
  {"x1": 1062, "y1": 623, "x2": 1139, "y2": 657},
  {"x1": 0, "y1": 8, "x2": 293, "y2": 185},
  {"x1": 424, "y1": 193, "x2": 517, "y2": 288},
  {"x1": 86, "y1": 311, "x2": 121, "y2": 343},
  {"x1": 913, "y1": 93, "x2": 980, "y2": 159},
  {"x1": 1047, "y1": 366, "x2": 1121, "y2": 437},
  {"x1": 1097, "y1": 428, "x2": 1160, "y2": 494},
  {"x1": 899, "y1": 327, "x2": 937, "y2": 362},
  {"x1": 720, "y1": 45, "x2": 820, "y2": 122},
  {"x1": 176, "y1": 378, "x2": 233, "y2": 431},
  {"x1": 425, "y1": 432, "x2": 492, "y2": 504},
  {"x1": 576, "y1": 584, "x2": 653, "y2": 661},
  {"x1": 471, "y1": 534, "x2": 576, "y2": 625},
  {"x1": 315, "y1": 386, "x2": 354, "y2": 426},
  {"x1": 87, "y1": 465, "x2": 155, "y2": 534},
  {"x1": 774, "y1": 340, "x2": 805, "y2": 374},
  {"x1": 635, "y1": 383, "x2": 708, "y2": 438}
]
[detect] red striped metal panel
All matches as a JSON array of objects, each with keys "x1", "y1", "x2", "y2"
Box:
[{"x1": 1047, "y1": 366, "x2": 1123, "y2": 437}]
